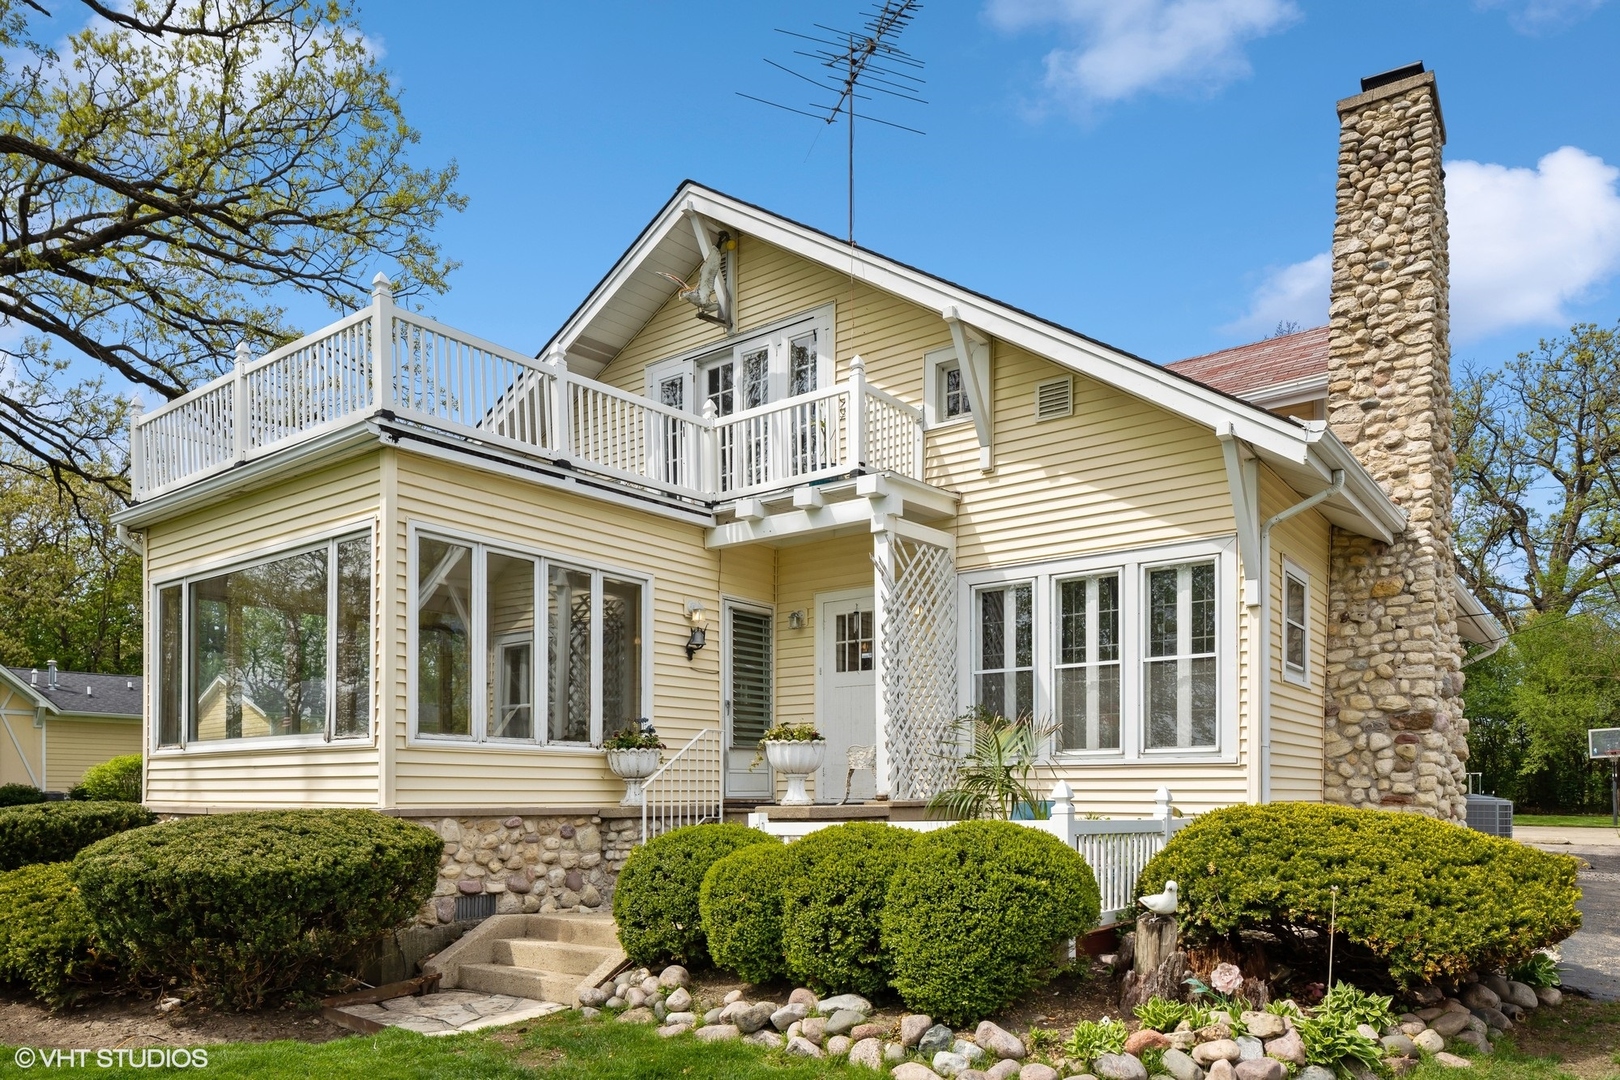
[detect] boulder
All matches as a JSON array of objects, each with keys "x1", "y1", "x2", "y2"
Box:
[
  {"x1": 658, "y1": 965, "x2": 691, "y2": 988},
  {"x1": 893, "y1": 1065, "x2": 947, "y2": 1080},
  {"x1": 1160, "y1": 1048, "x2": 1204, "y2": 1080},
  {"x1": 1413, "y1": 1030, "x2": 1444, "y2": 1054},
  {"x1": 852, "y1": 1022, "x2": 887, "y2": 1041},
  {"x1": 903, "y1": 1015, "x2": 936, "y2": 1047},
  {"x1": 801, "y1": 1017, "x2": 828, "y2": 1046},
  {"x1": 723, "y1": 989, "x2": 745, "y2": 1005},
  {"x1": 1240, "y1": 1013, "x2": 1287, "y2": 1040},
  {"x1": 1263, "y1": 1030, "x2": 1305, "y2": 1066},
  {"x1": 1471, "y1": 1007, "x2": 1512, "y2": 1032},
  {"x1": 1094, "y1": 1053, "x2": 1149, "y2": 1080},
  {"x1": 1192, "y1": 1040, "x2": 1242, "y2": 1066},
  {"x1": 827, "y1": 1009, "x2": 865, "y2": 1036},
  {"x1": 1503, "y1": 982, "x2": 1540, "y2": 1010},
  {"x1": 977, "y1": 1021, "x2": 1028, "y2": 1060},
  {"x1": 1235, "y1": 1037, "x2": 1263, "y2": 1062},
  {"x1": 703, "y1": 1007, "x2": 723, "y2": 1025},
  {"x1": 616, "y1": 1007, "x2": 655, "y2": 1024},
  {"x1": 935, "y1": 1051, "x2": 972, "y2": 1077},
  {"x1": 771, "y1": 1002, "x2": 809, "y2": 1032},
  {"x1": 666, "y1": 1011, "x2": 695, "y2": 1027},
  {"x1": 1409, "y1": 985, "x2": 1444, "y2": 1006},
  {"x1": 1454, "y1": 1030, "x2": 1492, "y2": 1055},
  {"x1": 1459, "y1": 984, "x2": 1500, "y2": 1012},
  {"x1": 625, "y1": 988, "x2": 647, "y2": 1008},
  {"x1": 664, "y1": 987, "x2": 692, "y2": 1013},
  {"x1": 829, "y1": 1036, "x2": 853, "y2": 1057},
  {"x1": 1382, "y1": 1035, "x2": 1417, "y2": 1056},
  {"x1": 1125, "y1": 1030, "x2": 1173, "y2": 1057},
  {"x1": 1433, "y1": 1053, "x2": 1474, "y2": 1069},
  {"x1": 1297, "y1": 1068, "x2": 1335, "y2": 1080},
  {"x1": 657, "y1": 1023, "x2": 690, "y2": 1038},
  {"x1": 850, "y1": 1037, "x2": 884, "y2": 1070},
  {"x1": 789, "y1": 986, "x2": 819, "y2": 1008},
  {"x1": 1430, "y1": 1012, "x2": 1471, "y2": 1038},
  {"x1": 887, "y1": 1043, "x2": 911, "y2": 1063},
  {"x1": 987, "y1": 1062, "x2": 1023, "y2": 1080},
  {"x1": 1021, "y1": 1066, "x2": 1061, "y2": 1080},
  {"x1": 736, "y1": 1002, "x2": 776, "y2": 1034},
  {"x1": 1205, "y1": 1061, "x2": 1236, "y2": 1080},
  {"x1": 640, "y1": 976, "x2": 660, "y2": 996},
  {"x1": 954, "y1": 1039, "x2": 987, "y2": 1063},
  {"x1": 1235, "y1": 1060, "x2": 1286, "y2": 1080},
  {"x1": 786, "y1": 1036, "x2": 825, "y2": 1058},
  {"x1": 746, "y1": 1030, "x2": 785, "y2": 1048},
  {"x1": 1535, "y1": 986, "x2": 1562, "y2": 1007},
  {"x1": 819, "y1": 993, "x2": 874, "y2": 1015},
  {"x1": 577, "y1": 985, "x2": 608, "y2": 1007},
  {"x1": 695, "y1": 1024, "x2": 741, "y2": 1043},
  {"x1": 920, "y1": 1024, "x2": 957, "y2": 1054},
  {"x1": 1195, "y1": 1025, "x2": 1233, "y2": 1044},
  {"x1": 1481, "y1": 975, "x2": 1511, "y2": 1001}
]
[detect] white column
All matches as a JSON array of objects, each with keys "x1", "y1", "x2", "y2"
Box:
[{"x1": 872, "y1": 525, "x2": 892, "y2": 798}]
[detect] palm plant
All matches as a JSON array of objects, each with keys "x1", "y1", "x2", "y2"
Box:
[{"x1": 926, "y1": 707, "x2": 1058, "y2": 820}]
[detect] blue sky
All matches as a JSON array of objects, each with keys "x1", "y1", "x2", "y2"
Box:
[{"x1": 344, "y1": 1, "x2": 1620, "y2": 373}]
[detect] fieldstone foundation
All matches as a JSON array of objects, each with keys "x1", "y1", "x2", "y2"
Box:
[
  {"x1": 1323, "y1": 67, "x2": 1469, "y2": 821},
  {"x1": 410, "y1": 810, "x2": 642, "y2": 926}
]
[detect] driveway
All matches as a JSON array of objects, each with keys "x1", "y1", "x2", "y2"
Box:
[{"x1": 1517, "y1": 825, "x2": 1620, "y2": 1002}]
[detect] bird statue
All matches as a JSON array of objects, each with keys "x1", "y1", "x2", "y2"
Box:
[
  {"x1": 656, "y1": 231, "x2": 734, "y2": 316},
  {"x1": 1138, "y1": 880, "x2": 1179, "y2": 915}
]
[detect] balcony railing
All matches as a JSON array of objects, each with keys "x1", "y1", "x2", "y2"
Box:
[{"x1": 130, "y1": 276, "x2": 925, "y2": 503}]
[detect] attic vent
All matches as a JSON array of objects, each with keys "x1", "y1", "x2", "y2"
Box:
[{"x1": 1035, "y1": 376, "x2": 1073, "y2": 421}]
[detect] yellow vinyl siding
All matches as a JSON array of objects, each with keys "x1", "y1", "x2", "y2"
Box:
[
  {"x1": 1264, "y1": 467, "x2": 1330, "y2": 802},
  {"x1": 43, "y1": 719, "x2": 141, "y2": 790},
  {"x1": 142, "y1": 454, "x2": 382, "y2": 809},
  {"x1": 0, "y1": 684, "x2": 44, "y2": 788},
  {"x1": 774, "y1": 534, "x2": 874, "y2": 726}
]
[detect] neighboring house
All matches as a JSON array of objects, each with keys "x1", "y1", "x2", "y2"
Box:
[
  {"x1": 113, "y1": 65, "x2": 1500, "y2": 919},
  {"x1": 0, "y1": 662, "x2": 143, "y2": 792}
]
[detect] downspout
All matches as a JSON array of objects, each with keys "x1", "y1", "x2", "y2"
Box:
[
  {"x1": 1256, "y1": 469, "x2": 1345, "y2": 803},
  {"x1": 37, "y1": 708, "x2": 47, "y2": 793}
]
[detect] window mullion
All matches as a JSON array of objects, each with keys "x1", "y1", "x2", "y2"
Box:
[
  {"x1": 471, "y1": 545, "x2": 487, "y2": 742},
  {"x1": 325, "y1": 539, "x2": 338, "y2": 742},
  {"x1": 534, "y1": 557, "x2": 546, "y2": 745}
]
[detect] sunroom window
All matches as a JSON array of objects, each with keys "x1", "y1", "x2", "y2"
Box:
[
  {"x1": 1144, "y1": 561, "x2": 1218, "y2": 750},
  {"x1": 155, "y1": 532, "x2": 372, "y2": 748},
  {"x1": 973, "y1": 583, "x2": 1033, "y2": 720},
  {"x1": 1055, "y1": 573, "x2": 1121, "y2": 751}
]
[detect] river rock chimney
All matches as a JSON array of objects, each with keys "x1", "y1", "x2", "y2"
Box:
[{"x1": 1322, "y1": 64, "x2": 1469, "y2": 821}]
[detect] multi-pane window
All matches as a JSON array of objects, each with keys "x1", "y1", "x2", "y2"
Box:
[
  {"x1": 789, "y1": 332, "x2": 818, "y2": 395},
  {"x1": 835, "y1": 609, "x2": 874, "y2": 673},
  {"x1": 415, "y1": 533, "x2": 646, "y2": 746},
  {"x1": 974, "y1": 584, "x2": 1034, "y2": 719},
  {"x1": 1144, "y1": 561, "x2": 1218, "y2": 750},
  {"x1": 1283, "y1": 565, "x2": 1309, "y2": 682},
  {"x1": 941, "y1": 362, "x2": 971, "y2": 420},
  {"x1": 155, "y1": 533, "x2": 372, "y2": 748},
  {"x1": 1055, "y1": 574, "x2": 1121, "y2": 750}
]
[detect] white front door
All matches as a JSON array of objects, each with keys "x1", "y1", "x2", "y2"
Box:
[
  {"x1": 817, "y1": 591, "x2": 877, "y2": 803},
  {"x1": 724, "y1": 600, "x2": 774, "y2": 800}
]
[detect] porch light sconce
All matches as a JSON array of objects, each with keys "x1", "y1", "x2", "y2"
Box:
[
  {"x1": 685, "y1": 601, "x2": 707, "y2": 660},
  {"x1": 787, "y1": 610, "x2": 805, "y2": 630}
]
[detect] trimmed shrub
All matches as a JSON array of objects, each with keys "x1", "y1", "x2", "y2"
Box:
[
  {"x1": 69, "y1": 755, "x2": 142, "y2": 802},
  {"x1": 1137, "y1": 803, "x2": 1582, "y2": 987},
  {"x1": 0, "y1": 862, "x2": 119, "y2": 1006},
  {"x1": 0, "y1": 783, "x2": 46, "y2": 807},
  {"x1": 781, "y1": 821, "x2": 918, "y2": 997},
  {"x1": 613, "y1": 823, "x2": 777, "y2": 967},
  {"x1": 0, "y1": 801, "x2": 155, "y2": 871},
  {"x1": 881, "y1": 820, "x2": 1101, "y2": 1024},
  {"x1": 72, "y1": 809, "x2": 441, "y2": 1009},
  {"x1": 700, "y1": 840, "x2": 793, "y2": 984}
]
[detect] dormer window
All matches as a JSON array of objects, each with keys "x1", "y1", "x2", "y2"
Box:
[
  {"x1": 941, "y1": 362, "x2": 971, "y2": 420},
  {"x1": 643, "y1": 306, "x2": 834, "y2": 417}
]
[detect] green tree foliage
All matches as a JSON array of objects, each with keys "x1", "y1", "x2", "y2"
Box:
[
  {"x1": 0, "y1": 450, "x2": 140, "y2": 672},
  {"x1": 0, "y1": 0, "x2": 462, "y2": 486}
]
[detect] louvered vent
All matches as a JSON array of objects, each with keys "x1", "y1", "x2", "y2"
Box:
[{"x1": 1035, "y1": 376, "x2": 1073, "y2": 421}]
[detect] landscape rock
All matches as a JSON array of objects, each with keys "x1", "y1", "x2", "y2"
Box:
[
  {"x1": 1430, "y1": 1012, "x2": 1471, "y2": 1037},
  {"x1": 1433, "y1": 1053, "x2": 1473, "y2": 1069},
  {"x1": 958, "y1": 1072, "x2": 990, "y2": 1080},
  {"x1": 1413, "y1": 1030, "x2": 1445, "y2": 1054},
  {"x1": 953, "y1": 1040, "x2": 986, "y2": 1063},
  {"x1": 772, "y1": 1003, "x2": 809, "y2": 1032},
  {"x1": 1459, "y1": 984, "x2": 1500, "y2": 1012},
  {"x1": 1535, "y1": 986, "x2": 1562, "y2": 1007},
  {"x1": 1235, "y1": 1037, "x2": 1263, "y2": 1061},
  {"x1": 1241, "y1": 1013, "x2": 1287, "y2": 1040},
  {"x1": 852, "y1": 1023, "x2": 887, "y2": 1042},
  {"x1": 1235, "y1": 1060, "x2": 1286, "y2": 1080},
  {"x1": 625, "y1": 988, "x2": 647, "y2": 1009},
  {"x1": 666, "y1": 1011, "x2": 695, "y2": 1027},
  {"x1": 1415, "y1": 1007, "x2": 1446, "y2": 1022},
  {"x1": 746, "y1": 1031, "x2": 785, "y2": 1049},
  {"x1": 652, "y1": 999, "x2": 666, "y2": 1021},
  {"x1": 789, "y1": 987, "x2": 819, "y2": 1008},
  {"x1": 1454, "y1": 1030, "x2": 1492, "y2": 1054},
  {"x1": 1192, "y1": 1040, "x2": 1242, "y2": 1066},
  {"x1": 828, "y1": 1008, "x2": 865, "y2": 1036},
  {"x1": 1481, "y1": 975, "x2": 1511, "y2": 1001},
  {"x1": 829, "y1": 1035, "x2": 853, "y2": 1056},
  {"x1": 1169, "y1": 1032, "x2": 1197, "y2": 1052},
  {"x1": 1094, "y1": 1053, "x2": 1149, "y2": 1080},
  {"x1": 1020, "y1": 1066, "x2": 1060, "y2": 1080},
  {"x1": 987, "y1": 1062, "x2": 1023, "y2": 1080},
  {"x1": 616, "y1": 1007, "x2": 655, "y2": 1024},
  {"x1": 1264, "y1": 1030, "x2": 1305, "y2": 1066},
  {"x1": 892, "y1": 1065, "x2": 946, "y2": 1080},
  {"x1": 640, "y1": 976, "x2": 660, "y2": 997},
  {"x1": 1505, "y1": 983, "x2": 1540, "y2": 1008},
  {"x1": 657, "y1": 1023, "x2": 690, "y2": 1038},
  {"x1": 1125, "y1": 1030, "x2": 1173, "y2": 1056},
  {"x1": 787, "y1": 1036, "x2": 825, "y2": 1058},
  {"x1": 604, "y1": 997, "x2": 624, "y2": 1010},
  {"x1": 977, "y1": 1021, "x2": 1028, "y2": 1060},
  {"x1": 1205, "y1": 1060, "x2": 1236, "y2": 1080},
  {"x1": 820, "y1": 993, "x2": 874, "y2": 1015},
  {"x1": 664, "y1": 987, "x2": 691, "y2": 1012},
  {"x1": 920, "y1": 1024, "x2": 957, "y2": 1054},
  {"x1": 1499, "y1": 1004, "x2": 1525, "y2": 1023},
  {"x1": 1398, "y1": 1021, "x2": 1427, "y2": 1037},
  {"x1": 1195, "y1": 1025, "x2": 1233, "y2": 1044},
  {"x1": 1355, "y1": 1024, "x2": 1380, "y2": 1042},
  {"x1": 886, "y1": 1042, "x2": 910, "y2": 1062},
  {"x1": 801, "y1": 1017, "x2": 828, "y2": 1045},
  {"x1": 902, "y1": 1015, "x2": 936, "y2": 1047},
  {"x1": 1382, "y1": 1034, "x2": 1417, "y2": 1056},
  {"x1": 695, "y1": 1023, "x2": 741, "y2": 1043},
  {"x1": 579, "y1": 1006, "x2": 601, "y2": 1020},
  {"x1": 936, "y1": 1051, "x2": 973, "y2": 1077},
  {"x1": 1409, "y1": 986, "x2": 1444, "y2": 1006},
  {"x1": 1471, "y1": 1006, "x2": 1512, "y2": 1032},
  {"x1": 736, "y1": 1002, "x2": 776, "y2": 1034},
  {"x1": 723, "y1": 989, "x2": 744, "y2": 1004},
  {"x1": 850, "y1": 1037, "x2": 884, "y2": 1070},
  {"x1": 577, "y1": 985, "x2": 608, "y2": 1007},
  {"x1": 1161, "y1": 1048, "x2": 1204, "y2": 1080},
  {"x1": 658, "y1": 965, "x2": 691, "y2": 989},
  {"x1": 703, "y1": 1008, "x2": 723, "y2": 1025}
]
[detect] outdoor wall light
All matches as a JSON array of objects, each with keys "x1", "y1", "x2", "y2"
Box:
[
  {"x1": 787, "y1": 609, "x2": 805, "y2": 630},
  {"x1": 685, "y1": 601, "x2": 707, "y2": 660}
]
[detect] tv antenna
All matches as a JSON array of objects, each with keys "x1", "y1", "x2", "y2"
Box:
[{"x1": 738, "y1": 1, "x2": 926, "y2": 247}]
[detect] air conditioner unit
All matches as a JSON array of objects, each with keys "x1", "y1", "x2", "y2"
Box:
[{"x1": 1464, "y1": 794, "x2": 1513, "y2": 838}]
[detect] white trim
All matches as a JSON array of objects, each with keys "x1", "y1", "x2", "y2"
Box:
[
  {"x1": 645, "y1": 303, "x2": 836, "y2": 407},
  {"x1": 923, "y1": 345, "x2": 975, "y2": 431},
  {"x1": 1280, "y1": 556, "x2": 1311, "y2": 687},
  {"x1": 721, "y1": 596, "x2": 775, "y2": 800},
  {"x1": 956, "y1": 536, "x2": 1239, "y2": 766}
]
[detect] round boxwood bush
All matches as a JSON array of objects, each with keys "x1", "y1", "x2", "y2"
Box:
[
  {"x1": 0, "y1": 783, "x2": 46, "y2": 808},
  {"x1": 881, "y1": 820, "x2": 1101, "y2": 1025},
  {"x1": 1138, "y1": 803, "x2": 1582, "y2": 987},
  {"x1": 780, "y1": 821, "x2": 918, "y2": 996},
  {"x1": 700, "y1": 840, "x2": 793, "y2": 984},
  {"x1": 613, "y1": 823, "x2": 777, "y2": 967},
  {"x1": 0, "y1": 801, "x2": 155, "y2": 871},
  {"x1": 72, "y1": 808, "x2": 442, "y2": 1009},
  {"x1": 0, "y1": 862, "x2": 119, "y2": 1006},
  {"x1": 69, "y1": 755, "x2": 142, "y2": 802}
]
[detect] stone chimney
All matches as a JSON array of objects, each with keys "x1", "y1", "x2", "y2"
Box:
[{"x1": 1322, "y1": 64, "x2": 1469, "y2": 821}]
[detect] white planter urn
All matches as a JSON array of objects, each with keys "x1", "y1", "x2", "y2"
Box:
[
  {"x1": 605, "y1": 747, "x2": 662, "y2": 806},
  {"x1": 764, "y1": 739, "x2": 826, "y2": 806}
]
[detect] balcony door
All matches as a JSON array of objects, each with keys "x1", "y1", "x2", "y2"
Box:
[{"x1": 704, "y1": 345, "x2": 770, "y2": 491}]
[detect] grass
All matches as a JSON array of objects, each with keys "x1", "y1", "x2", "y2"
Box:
[{"x1": 1514, "y1": 813, "x2": 1620, "y2": 830}]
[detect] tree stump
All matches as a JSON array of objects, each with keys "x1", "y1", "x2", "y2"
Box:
[
  {"x1": 1134, "y1": 914, "x2": 1178, "y2": 976},
  {"x1": 1119, "y1": 913, "x2": 1187, "y2": 1011}
]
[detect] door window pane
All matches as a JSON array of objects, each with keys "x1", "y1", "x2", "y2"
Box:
[
  {"x1": 1144, "y1": 562, "x2": 1218, "y2": 750},
  {"x1": 1055, "y1": 574, "x2": 1121, "y2": 750},
  {"x1": 191, "y1": 548, "x2": 329, "y2": 741},
  {"x1": 974, "y1": 584, "x2": 1033, "y2": 719},
  {"x1": 548, "y1": 565, "x2": 593, "y2": 743},
  {"x1": 729, "y1": 608, "x2": 772, "y2": 749},
  {"x1": 334, "y1": 536, "x2": 372, "y2": 738},
  {"x1": 601, "y1": 577, "x2": 642, "y2": 740},
  {"x1": 417, "y1": 538, "x2": 471, "y2": 737},
  {"x1": 157, "y1": 585, "x2": 182, "y2": 746},
  {"x1": 488, "y1": 552, "x2": 536, "y2": 739},
  {"x1": 835, "y1": 609, "x2": 874, "y2": 673},
  {"x1": 789, "y1": 333, "x2": 818, "y2": 395}
]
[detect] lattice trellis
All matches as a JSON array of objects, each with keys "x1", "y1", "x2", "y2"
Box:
[{"x1": 877, "y1": 537, "x2": 957, "y2": 800}]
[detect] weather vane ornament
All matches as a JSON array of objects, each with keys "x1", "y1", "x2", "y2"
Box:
[{"x1": 739, "y1": 1, "x2": 926, "y2": 247}]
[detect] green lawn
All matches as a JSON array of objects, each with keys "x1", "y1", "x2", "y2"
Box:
[{"x1": 1515, "y1": 813, "x2": 1620, "y2": 829}]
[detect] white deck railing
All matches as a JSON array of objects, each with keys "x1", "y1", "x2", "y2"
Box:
[
  {"x1": 746, "y1": 782, "x2": 1189, "y2": 927},
  {"x1": 640, "y1": 728, "x2": 723, "y2": 842},
  {"x1": 129, "y1": 277, "x2": 925, "y2": 503}
]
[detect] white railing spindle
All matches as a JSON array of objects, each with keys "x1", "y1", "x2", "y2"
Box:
[{"x1": 640, "y1": 729, "x2": 722, "y2": 843}]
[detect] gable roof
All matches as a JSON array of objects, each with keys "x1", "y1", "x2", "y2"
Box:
[
  {"x1": 1, "y1": 667, "x2": 142, "y2": 719},
  {"x1": 1169, "y1": 326, "x2": 1330, "y2": 403},
  {"x1": 543, "y1": 181, "x2": 1405, "y2": 543}
]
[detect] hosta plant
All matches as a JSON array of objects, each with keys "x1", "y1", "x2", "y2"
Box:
[
  {"x1": 1316, "y1": 981, "x2": 1396, "y2": 1031},
  {"x1": 1134, "y1": 997, "x2": 1191, "y2": 1032},
  {"x1": 1295, "y1": 1012, "x2": 1383, "y2": 1078},
  {"x1": 1062, "y1": 1018, "x2": 1127, "y2": 1068},
  {"x1": 1508, "y1": 952, "x2": 1560, "y2": 989}
]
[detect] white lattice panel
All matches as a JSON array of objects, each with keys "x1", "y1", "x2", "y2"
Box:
[{"x1": 878, "y1": 537, "x2": 957, "y2": 800}]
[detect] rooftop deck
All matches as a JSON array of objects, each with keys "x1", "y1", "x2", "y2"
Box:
[{"x1": 131, "y1": 276, "x2": 925, "y2": 507}]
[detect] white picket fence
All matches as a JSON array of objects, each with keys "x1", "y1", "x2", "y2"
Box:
[
  {"x1": 130, "y1": 277, "x2": 925, "y2": 502},
  {"x1": 747, "y1": 782, "x2": 1188, "y2": 926}
]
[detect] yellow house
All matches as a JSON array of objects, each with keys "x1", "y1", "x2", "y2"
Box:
[
  {"x1": 0, "y1": 663, "x2": 143, "y2": 793},
  {"x1": 114, "y1": 67, "x2": 1502, "y2": 922}
]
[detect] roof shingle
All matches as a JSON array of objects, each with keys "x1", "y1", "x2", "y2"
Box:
[
  {"x1": 1167, "y1": 325, "x2": 1329, "y2": 399},
  {"x1": 4, "y1": 667, "x2": 142, "y2": 718}
]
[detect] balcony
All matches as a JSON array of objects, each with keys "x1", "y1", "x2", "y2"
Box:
[{"x1": 131, "y1": 277, "x2": 926, "y2": 507}]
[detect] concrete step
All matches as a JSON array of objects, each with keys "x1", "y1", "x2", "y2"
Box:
[
  {"x1": 455, "y1": 963, "x2": 580, "y2": 1004},
  {"x1": 524, "y1": 913, "x2": 619, "y2": 949},
  {"x1": 490, "y1": 938, "x2": 618, "y2": 975}
]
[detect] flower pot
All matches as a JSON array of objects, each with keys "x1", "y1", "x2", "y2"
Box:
[
  {"x1": 605, "y1": 747, "x2": 662, "y2": 806},
  {"x1": 763, "y1": 739, "x2": 826, "y2": 806}
]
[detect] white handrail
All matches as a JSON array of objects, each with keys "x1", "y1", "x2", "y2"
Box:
[{"x1": 640, "y1": 728, "x2": 722, "y2": 842}]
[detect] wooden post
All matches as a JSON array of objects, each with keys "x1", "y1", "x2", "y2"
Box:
[
  {"x1": 232, "y1": 341, "x2": 251, "y2": 462},
  {"x1": 1133, "y1": 914, "x2": 1179, "y2": 977}
]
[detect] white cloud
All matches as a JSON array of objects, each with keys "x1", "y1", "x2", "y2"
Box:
[
  {"x1": 986, "y1": 0, "x2": 1300, "y2": 109},
  {"x1": 1449, "y1": 147, "x2": 1620, "y2": 339},
  {"x1": 1475, "y1": 0, "x2": 1610, "y2": 34},
  {"x1": 1220, "y1": 253, "x2": 1330, "y2": 338},
  {"x1": 1223, "y1": 147, "x2": 1620, "y2": 343}
]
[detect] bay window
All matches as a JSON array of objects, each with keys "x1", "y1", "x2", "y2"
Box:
[
  {"x1": 154, "y1": 531, "x2": 372, "y2": 748},
  {"x1": 414, "y1": 529, "x2": 647, "y2": 747}
]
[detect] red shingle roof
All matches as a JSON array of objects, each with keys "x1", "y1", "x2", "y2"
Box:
[{"x1": 1167, "y1": 325, "x2": 1329, "y2": 399}]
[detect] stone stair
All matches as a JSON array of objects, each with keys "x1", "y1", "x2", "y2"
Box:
[{"x1": 424, "y1": 913, "x2": 624, "y2": 1004}]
